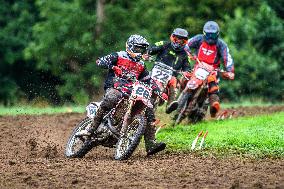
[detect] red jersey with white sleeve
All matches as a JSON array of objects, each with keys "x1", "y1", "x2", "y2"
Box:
[{"x1": 187, "y1": 34, "x2": 234, "y2": 75}]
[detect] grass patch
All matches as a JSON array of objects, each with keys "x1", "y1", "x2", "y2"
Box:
[
  {"x1": 156, "y1": 112, "x2": 284, "y2": 158},
  {"x1": 1, "y1": 101, "x2": 281, "y2": 116},
  {"x1": 222, "y1": 101, "x2": 282, "y2": 108},
  {"x1": 0, "y1": 106, "x2": 85, "y2": 115}
]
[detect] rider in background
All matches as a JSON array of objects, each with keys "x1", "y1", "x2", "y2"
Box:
[
  {"x1": 78, "y1": 34, "x2": 167, "y2": 156},
  {"x1": 147, "y1": 28, "x2": 192, "y2": 114},
  {"x1": 167, "y1": 21, "x2": 234, "y2": 118}
]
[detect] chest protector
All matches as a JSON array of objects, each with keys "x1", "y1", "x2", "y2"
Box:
[
  {"x1": 114, "y1": 53, "x2": 145, "y2": 95},
  {"x1": 117, "y1": 53, "x2": 145, "y2": 78},
  {"x1": 197, "y1": 42, "x2": 219, "y2": 68}
]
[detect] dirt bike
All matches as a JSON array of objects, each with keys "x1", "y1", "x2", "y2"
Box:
[
  {"x1": 174, "y1": 60, "x2": 219, "y2": 126},
  {"x1": 150, "y1": 61, "x2": 173, "y2": 106},
  {"x1": 65, "y1": 73, "x2": 159, "y2": 160},
  {"x1": 150, "y1": 61, "x2": 191, "y2": 106}
]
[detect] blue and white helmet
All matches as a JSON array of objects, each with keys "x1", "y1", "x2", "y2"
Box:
[
  {"x1": 203, "y1": 21, "x2": 220, "y2": 45},
  {"x1": 126, "y1": 34, "x2": 149, "y2": 61}
]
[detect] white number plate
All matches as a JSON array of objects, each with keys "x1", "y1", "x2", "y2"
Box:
[
  {"x1": 86, "y1": 103, "x2": 99, "y2": 119},
  {"x1": 132, "y1": 83, "x2": 151, "y2": 101},
  {"x1": 195, "y1": 68, "x2": 210, "y2": 80},
  {"x1": 151, "y1": 65, "x2": 173, "y2": 84},
  {"x1": 132, "y1": 82, "x2": 153, "y2": 108}
]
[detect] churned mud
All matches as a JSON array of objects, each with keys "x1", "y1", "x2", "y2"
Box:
[{"x1": 0, "y1": 106, "x2": 283, "y2": 188}]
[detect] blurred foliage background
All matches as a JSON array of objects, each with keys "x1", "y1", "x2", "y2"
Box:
[{"x1": 0, "y1": 0, "x2": 283, "y2": 106}]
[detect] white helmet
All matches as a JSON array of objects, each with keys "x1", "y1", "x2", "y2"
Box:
[{"x1": 126, "y1": 34, "x2": 149, "y2": 61}]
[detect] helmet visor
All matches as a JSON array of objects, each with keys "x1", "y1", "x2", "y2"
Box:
[
  {"x1": 172, "y1": 35, "x2": 188, "y2": 45},
  {"x1": 204, "y1": 32, "x2": 219, "y2": 40},
  {"x1": 133, "y1": 45, "x2": 147, "y2": 54}
]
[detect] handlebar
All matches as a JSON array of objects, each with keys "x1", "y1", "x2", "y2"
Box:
[
  {"x1": 185, "y1": 50, "x2": 201, "y2": 64},
  {"x1": 185, "y1": 50, "x2": 230, "y2": 74},
  {"x1": 142, "y1": 54, "x2": 154, "y2": 61}
]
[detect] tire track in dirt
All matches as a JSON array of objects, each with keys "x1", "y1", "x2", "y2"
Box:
[{"x1": 0, "y1": 106, "x2": 283, "y2": 188}]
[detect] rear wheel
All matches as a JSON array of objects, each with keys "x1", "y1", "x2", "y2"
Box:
[
  {"x1": 65, "y1": 118, "x2": 97, "y2": 158},
  {"x1": 114, "y1": 114, "x2": 146, "y2": 160}
]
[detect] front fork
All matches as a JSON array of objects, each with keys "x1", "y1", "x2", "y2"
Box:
[
  {"x1": 120, "y1": 100, "x2": 146, "y2": 137},
  {"x1": 181, "y1": 83, "x2": 205, "y2": 116}
]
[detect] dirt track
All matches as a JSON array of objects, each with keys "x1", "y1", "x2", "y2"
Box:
[{"x1": 0, "y1": 106, "x2": 284, "y2": 188}]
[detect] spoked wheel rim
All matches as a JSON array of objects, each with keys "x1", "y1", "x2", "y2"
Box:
[
  {"x1": 115, "y1": 119, "x2": 140, "y2": 158},
  {"x1": 175, "y1": 103, "x2": 188, "y2": 126},
  {"x1": 66, "y1": 118, "x2": 92, "y2": 156}
]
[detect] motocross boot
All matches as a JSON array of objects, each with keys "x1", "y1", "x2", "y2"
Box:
[
  {"x1": 166, "y1": 86, "x2": 178, "y2": 114},
  {"x1": 209, "y1": 93, "x2": 220, "y2": 118},
  {"x1": 144, "y1": 122, "x2": 166, "y2": 156},
  {"x1": 76, "y1": 89, "x2": 121, "y2": 136},
  {"x1": 75, "y1": 107, "x2": 107, "y2": 137},
  {"x1": 169, "y1": 90, "x2": 192, "y2": 114}
]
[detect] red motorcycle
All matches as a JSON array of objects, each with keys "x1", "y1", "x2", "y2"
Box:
[
  {"x1": 150, "y1": 61, "x2": 173, "y2": 106},
  {"x1": 150, "y1": 61, "x2": 191, "y2": 107},
  {"x1": 65, "y1": 73, "x2": 161, "y2": 160},
  {"x1": 174, "y1": 58, "x2": 220, "y2": 126}
]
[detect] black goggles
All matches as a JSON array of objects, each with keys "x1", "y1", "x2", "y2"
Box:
[
  {"x1": 204, "y1": 32, "x2": 219, "y2": 40},
  {"x1": 172, "y1": 35, "x2": 188, "y2": 45},
  {"x1": 133, "y1": 45, "x2": 147, "y2": 54}
]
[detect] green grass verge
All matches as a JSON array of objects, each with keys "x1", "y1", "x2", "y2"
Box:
[
  {"x1": 0, "y1": 106, "x2": 85, "y2": 115},
  {"x1": 1, "y1": 101, "x2": 280, "y2": 116},
  {"x1": 222, "y1": 101, "x2": 283, "y2": 108},
  {"x1": 156, "y1": 111, "x2": 284, "y2": 158}
]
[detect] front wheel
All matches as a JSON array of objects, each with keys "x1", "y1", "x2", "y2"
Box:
[
  {"x1": 187, "y1": 97, "x2": 209, "y2": 124},
  {"x1": 114, "y1": 114, "x2": 146, "y2": 160},
  {"x1": 65, "y1": 117, "x2": 95, "y2": 158},
  {"x1": 187, "y1": 109, "x2": 206, "y2": 123},
  {"x1": 173, "y1": 101, "x2": 188, "y2": 126}
]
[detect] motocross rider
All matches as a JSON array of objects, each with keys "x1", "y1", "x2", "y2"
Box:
[
  {"x1": 167, "y1": 21, "x2": 235, "y2": 118},
  {"x1": 147, "y1": 28, "x2": 192, "y2": 114},
  {"x1": 77, "y1": 34, "x2": 167, "y2": 156}
]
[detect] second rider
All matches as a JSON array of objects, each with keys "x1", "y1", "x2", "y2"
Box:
[{"x1": 147, "y1": 28, "x2": 192, "y2": 113}]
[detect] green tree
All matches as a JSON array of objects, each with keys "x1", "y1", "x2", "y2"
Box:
[
  {"x1": 25, "y1": 0, "x2": 103, "y2": 104},
  {"x1": 0, "y1": 0, "x2": 281, "y2": 105},
  {"x1": 221, "y1": 2, "x2": 284, "y2": 101},
  {"x1": 0, "y1": 1, "x2": 38, "y2": 105}
]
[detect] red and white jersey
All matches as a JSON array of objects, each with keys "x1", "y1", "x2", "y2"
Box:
[
  {"x1": 116, "y1": 51, "x2": 145, "y2": 79},
  {"x1": 96, "y1": 51, "x2": 151, "y2": 94},
  {"x1": 187, "y1": 34, "x2": 234, "y2": 73}
]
